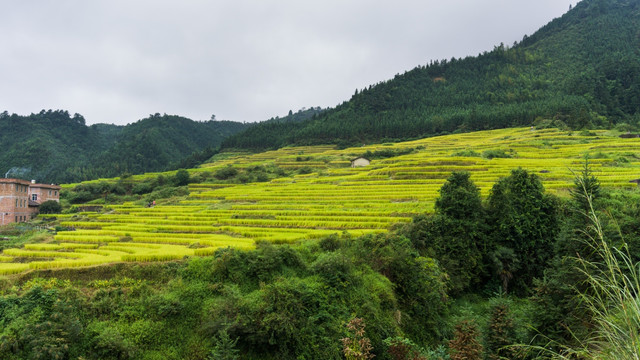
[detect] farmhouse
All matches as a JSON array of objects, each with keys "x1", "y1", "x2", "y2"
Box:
[
  {"x1": 0, "y1": 178, "x2": 61, "y2": 225},
  {"x1": 350, "y1": 157, "x2": 371, "y2": 168},
  {"x1": 630, "y1": 179, "x2": 640, "y2": 187}
]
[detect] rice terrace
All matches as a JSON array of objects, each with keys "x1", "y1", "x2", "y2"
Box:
[{"x1": 2, "y1": 127, "x2": 639, "y2": 276}]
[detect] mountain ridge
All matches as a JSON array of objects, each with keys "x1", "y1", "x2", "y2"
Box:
[
  {"x1": 221, "y1": 0, "x2": 640, "y2": 150},
  {"x1": 0, "y1": 110, "x2": 248, "y2": 183}
]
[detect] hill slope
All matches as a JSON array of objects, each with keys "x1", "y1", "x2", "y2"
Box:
[
  {"x1": 222, "y1": 0, "x2": 640, "y2": 150},
  {"x1": 0, "y1": 110, "x2": 247, "y2": 183}
]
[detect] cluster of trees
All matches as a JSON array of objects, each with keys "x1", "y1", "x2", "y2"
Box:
[
  {"x1": 222, "y1": 0, "x2": 640, "y2": 150},
  {"x1": 0, "y1": 111, "x2": 247, "y2": 183},
  {"x1": 63, "y1": 170, "x2": 192, "y2": 205},
  {"x1": 61, "y1": 165, "x2": 291, "y2": 206},
  {"x1": 0, "y1": 233, "x2": 448, "y2": 359},
  {"x1": 400, "y1": 169, "x2": 558, "y2": 296}
]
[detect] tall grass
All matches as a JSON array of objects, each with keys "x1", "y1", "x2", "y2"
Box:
[{"x1": 535, "y1": 176, "x2": 640, "y2": 359}]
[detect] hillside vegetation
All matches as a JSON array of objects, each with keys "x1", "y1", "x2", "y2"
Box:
[
  {"x1": 0, "y1": 110, "x2": 247, "y2": 183},
  {"x1": 222, "y1": 0, "x2": 640, "y2": 150},
  {"x1": 0, "y1": 127, "x2": 639, "y2": 359},
  {"x1": 2, "y1": 127, "x2": 639, "y2": 275}
]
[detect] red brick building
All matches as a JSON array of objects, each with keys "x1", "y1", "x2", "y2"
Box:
[{"x1": 0, "y1": 178, "x2": 61, "y2": 225}]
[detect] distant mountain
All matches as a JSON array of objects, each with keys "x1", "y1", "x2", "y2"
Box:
[
  {"x1": 0, "y1": 110, "x2": 247, "y2": 183},
  {"x1": 222, "y1": 0, "x2": 640, "y2": 150}
]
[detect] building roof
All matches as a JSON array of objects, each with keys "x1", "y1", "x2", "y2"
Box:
[
  {"x1": 630, "y1": 179, "x2": 640, "y2": 184},
  {"x1": 29, "y1": 183, "x2": 61, "y2": 190},
  {"x1": 350, "y1": 157, "x2": 371, "y2": 162},
  {"x1": 0, "y1": 178, "x2": 31, "y2": 185}
]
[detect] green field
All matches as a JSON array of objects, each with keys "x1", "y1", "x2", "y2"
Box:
[{"x1": 2, "y1": 127, "x2": 639, "y2": 275}]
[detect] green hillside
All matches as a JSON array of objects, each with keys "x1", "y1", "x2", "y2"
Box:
[
  {"x1": 222, "y1": 0, "x2": 640, "y2": 150},
  {"x1": 3, "y1": 126, "x2": 639, "y2": 275},
  {"x1": 0, "y1": 110, "x2": 247, "y2": 183},
  {"x1": 1, "y1": 127, "x2": 640, "y2": 359}
]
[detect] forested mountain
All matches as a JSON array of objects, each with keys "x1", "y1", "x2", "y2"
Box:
[
  {"x1": 0, "y1": 110, "x2": 247, "y2": 183},
  {"x1": 263, "y1": 106, "x2": 326, "y2": 124},
  {"x1": 222, "y1": 0, "x2": 640, "y2": 150}
]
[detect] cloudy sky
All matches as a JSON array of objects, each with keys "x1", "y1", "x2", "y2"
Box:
[{"x1": 1, "y1": 0, "x2": 578, "y2": 125}]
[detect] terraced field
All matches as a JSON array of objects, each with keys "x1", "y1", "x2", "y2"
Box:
[{"x1": 2, "y1": 127, "x2": 639, "y2": 275}]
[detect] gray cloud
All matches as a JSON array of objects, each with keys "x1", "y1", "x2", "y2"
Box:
[{"x1": 0, "y1": 0, "x2": 578, "y2": 125}]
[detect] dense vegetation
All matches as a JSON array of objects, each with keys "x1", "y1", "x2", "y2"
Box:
[
  {"x1": 222, "y1": 0, "x2": 640, "y2": 150},
  {"x1": 0, "y1": 110, "x2": 247, "y2": 183}
]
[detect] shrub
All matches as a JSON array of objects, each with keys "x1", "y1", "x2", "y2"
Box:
[
  {"x1": 482, "y1": 149, "x2": 512, "y2": 159},
  {"x1": 214, "y1": 166, "x2": 238, "y2": 180},
  {"x1": 341, "y1": 318, "x2": 374, "y2": 360},
  {"x1": 173, "y1": 169, "x2": 190, "y2": 186},
  {"x1": 39, "y1": 200, "x2": 62, "y2": 214}
]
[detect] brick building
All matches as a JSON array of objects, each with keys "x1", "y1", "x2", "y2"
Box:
[{"x1": 0, "y1": 178, "x2": 61, "y2": 225}]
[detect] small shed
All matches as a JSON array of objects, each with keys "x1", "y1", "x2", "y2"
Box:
[
  {"x1": 350, "y1": 157, "x2": 370, "y2": 168},
  {"x1": 630, "y1": 179, "x2": 640, "y2": 187}
]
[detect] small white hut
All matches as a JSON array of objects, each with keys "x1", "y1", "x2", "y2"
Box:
[{"x1": 350, "y1": 157, "x2": 371, "y2": 168}]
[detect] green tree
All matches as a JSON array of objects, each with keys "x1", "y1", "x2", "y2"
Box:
[
  {"x1": 485, "y1": 300, "x2": 518, "y2": 360},
  {"x1": 173, "y1": 169, "x2": 190, "y2": 186},
  {"x1": 487, "y1": 168, "x2": 558, "y2": 293},
  {"x1": 402, "y1": 171, "x2": 487, "y2": 294},
  {"x1": 38, "y1": 200, "x2": 62, "y2": 214},
  {"x1": 208, "y1": 329, "x2": 239, "y2": 360}
]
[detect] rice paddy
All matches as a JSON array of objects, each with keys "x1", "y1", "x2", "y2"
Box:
[{"x1": 2, "y1": 127, "x2": 640, "y2": 275}]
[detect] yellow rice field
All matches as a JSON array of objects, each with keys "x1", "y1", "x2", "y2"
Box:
[{"x1": 2, "y1": 127, "x2": 640, "y2": 275}]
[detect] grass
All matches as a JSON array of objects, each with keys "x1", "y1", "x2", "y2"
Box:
[{"x1": 525, "y1": 177, "x2": 640, "y2": 359}]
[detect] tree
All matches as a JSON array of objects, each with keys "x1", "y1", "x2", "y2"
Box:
[
  {"x1": 570, "y1": 156, "x2": 600, "y2": 219},
  {"x1": 38, "y1": 200, "x2": 62, "y2": 214},
  {"x1": 448, "y1": 320, "x2": 483, "y2": 360},
  {"x1": 402, "y1": 171, "x2": 487, "y2": 294},
  {"x1": 173, "y1": 169, "x2": 190, "y2": 186},
  {"x1": 485, "y1": 300, "x2": 518, "y2": 360},
  {"x1": 487, "y1": 168, "x2": 558, "y2": 293},
  {"x1": 435, "y1": 171, "x2": 483, "y2": 220},
  {"x1": 208, "y1": 329, "x2": 239, "y2": 360}
]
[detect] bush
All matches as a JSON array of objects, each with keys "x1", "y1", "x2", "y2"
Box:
[
  {"x1": 482, "y1": 149, "x2": 512, "y2": 159},
  {"x1": 173, "y1": 169, "x2": 190, "y2": 186},
  {"x1": 214, "y1": 166, "x2": 238, "y2": 180},
  {"x1": 39, "y1": 200, "x2": 62, "y2": 214}
]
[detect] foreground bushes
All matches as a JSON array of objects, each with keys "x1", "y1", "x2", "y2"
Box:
[{"x1": 0, "y1": 235, "x2": 447, "y2": 359}]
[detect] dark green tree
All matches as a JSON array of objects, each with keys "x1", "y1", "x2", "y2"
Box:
[
  {"x1": 532, "y1": 159, "x2": 602, "y2": 343},
  {"x1": 208, "y1": 329, "x2": 239, "y2": 360},
  {"x1": 570, "y1": 156, "x2": 601, "y2": 219},
  {"x1": 38, "y1": 200, "x2": 62, "y2": 214},
  {"x1": 402, "y1": 171, "x2": 487, "y2": 294},
  {"x1": 485, "y1": 300, "x2": 518, "y2": 360},
  {"x1": 487, "y1": 168, "x2": 559, "y2": 294},
  {"x1": 173, "y1": 169, "x2": 190, "y2": 186}
]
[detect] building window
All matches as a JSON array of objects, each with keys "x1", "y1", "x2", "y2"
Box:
[
  {"x1": 55, "y1": 191, "x2": 58, "y2": 196},
  {"x1": 32, "y1": 194, "x2": 38, "y2": 201},
  {"x1": 15, "y1": 216, "x2": 17, "y2": 222}
]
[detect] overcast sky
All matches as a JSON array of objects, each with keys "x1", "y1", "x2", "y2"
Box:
[{"x1": 1, "y1": 0, "x2": 579, "y2": 125}]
